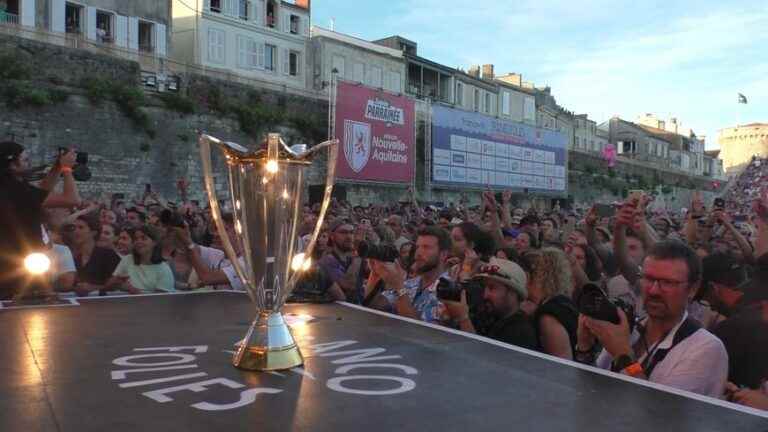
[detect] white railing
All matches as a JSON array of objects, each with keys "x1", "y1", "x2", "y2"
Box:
[
  {"x1": 0, "y1": 11, "x2": 19, "y2": 26},
  {"x1": 0, "y1": 23, "x2": 325, "y2": 100}
]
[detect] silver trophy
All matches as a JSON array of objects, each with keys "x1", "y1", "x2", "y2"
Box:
[{"x1": 199, "y1": 133, "x2": 338, "y2": 371}]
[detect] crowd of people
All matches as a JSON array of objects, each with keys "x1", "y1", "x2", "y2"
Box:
[{"x1": 1, "y1": 139, "x2": 767, "y2": 412}]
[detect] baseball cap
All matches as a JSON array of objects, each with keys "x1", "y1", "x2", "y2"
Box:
[
  {"x1": 702, "y1": 253, "x2": 746, "y2": 287},
  {"x1": 473, "y1": 257, "x2": 528, "y2": 299},
  {"x1": 738, "y1": 253, "x2": 768, "y2": 304}
]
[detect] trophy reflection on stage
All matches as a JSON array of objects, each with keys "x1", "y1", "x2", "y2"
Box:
[{"x1": 199, "y1": 133, "x2": 338, "y2": 371}]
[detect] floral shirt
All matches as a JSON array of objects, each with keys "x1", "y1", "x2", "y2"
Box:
[{"x1": 383, "y1": 272, "x2": 451, "y2": 325}]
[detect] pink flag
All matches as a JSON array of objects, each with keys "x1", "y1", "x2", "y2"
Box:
[{"x1": 602, "y1": 143, "x2": 617, "y2": 168}]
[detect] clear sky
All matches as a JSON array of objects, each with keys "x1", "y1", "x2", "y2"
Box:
[{"x1": 312, "y1": 0, "x2": 767, "y2": 150}]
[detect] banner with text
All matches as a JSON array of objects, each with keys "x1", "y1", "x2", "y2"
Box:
[
  {"x1": 334, "y1": 81, "x2": 415, "y2": 183},
  {"x1": 431, "y1": 105, "x2": 568, "y2": 192}
]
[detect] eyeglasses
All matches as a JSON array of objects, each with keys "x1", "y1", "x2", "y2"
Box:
[{"x1": 640, "y1": 275, "x2": 688, "y2": 290}]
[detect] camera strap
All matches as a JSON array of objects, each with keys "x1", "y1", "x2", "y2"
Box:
[{"x1": 641, "y1": 317, "x2": 701, "y2": 377}]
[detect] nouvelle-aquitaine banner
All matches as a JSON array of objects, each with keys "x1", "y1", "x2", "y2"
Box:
[{"x1": 334, "y1": 81, "x2": 415, "y2": 183}]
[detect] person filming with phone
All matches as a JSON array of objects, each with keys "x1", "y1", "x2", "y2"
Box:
[
  {"x1": 0, "y1": 141, "x2": 78, "y2": 300},
  {"x1": 575, "y1": 240, "x2": 728, "y2": 397}
]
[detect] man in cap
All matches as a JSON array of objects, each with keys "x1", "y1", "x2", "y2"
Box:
[
  {"x1": 474, "y1": 258, "x2": 538, "y2": 349},
  {"x1": 713, "y1": 253, "x2": 768, "y2": 391},
  {"x1": 441, "y1": 258, "x2": 538, "y2": 349},
  {"x1": 317, "y1": 218, "x2": 365, "y2": 302}
]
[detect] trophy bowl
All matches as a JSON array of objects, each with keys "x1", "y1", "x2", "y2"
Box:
[{"x1": 199, "y1": 133, "x2": 338, "y2": 371}]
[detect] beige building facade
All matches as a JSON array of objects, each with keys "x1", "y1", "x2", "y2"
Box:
[{"x1": 718, "y1": 123, "x2": 768, "y2": 175}]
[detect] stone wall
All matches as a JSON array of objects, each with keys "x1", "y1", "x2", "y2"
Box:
[{"x1": 0, "y1": 32, "x2": 328, "y2": 204}]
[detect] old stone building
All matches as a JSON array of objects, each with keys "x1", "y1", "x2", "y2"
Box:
[{"x1": 718, "y1": 123, "x2": 768, "y2": 175}]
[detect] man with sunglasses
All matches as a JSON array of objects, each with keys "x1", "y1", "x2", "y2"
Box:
[{"x1": 576, "y1": 240, "x2": 728, "y2": 397}]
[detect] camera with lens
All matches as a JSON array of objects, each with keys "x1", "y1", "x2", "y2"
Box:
[
  {"x1": 160, "y1": 209, "x2": 186, "y2": 228},
  {"x1": 436, "y1": 276, "x2": 484, "y2": 305},
  {"x1": 357, "y1": 240, "x2": 399, "y2": 263},
  {"x1": 577, "y1": 283, "x2": 636, "y2": 332}
]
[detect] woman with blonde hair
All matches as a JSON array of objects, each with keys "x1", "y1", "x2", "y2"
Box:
[{"x1": 524, "y1": 247, "x2": 578, "y2": 360}]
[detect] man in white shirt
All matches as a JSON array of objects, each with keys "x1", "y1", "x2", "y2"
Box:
[
  {"x1": 48, "y1": 243, "x2": 76, "y2": 292},
  {"x1": 576, "y1": 240, "x2": 728, "y2": 398}
]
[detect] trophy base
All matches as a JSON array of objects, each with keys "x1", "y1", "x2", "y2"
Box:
[{"x1": 232, "y1": 311, "x2": 304, "y2": 371}]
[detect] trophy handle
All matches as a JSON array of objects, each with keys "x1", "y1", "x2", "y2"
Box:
[
  {"x1": 285, "y1": 138, "x2": 339, "y2": 294},
  {"x1": 198, "y1": 134, "x2": 255, "y2": 303}
]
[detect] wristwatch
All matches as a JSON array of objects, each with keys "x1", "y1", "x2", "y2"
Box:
[{"x1": 394, "y1": 287, "x2": 409, "y2": 299}]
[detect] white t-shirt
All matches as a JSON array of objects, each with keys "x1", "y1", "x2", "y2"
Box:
[
  {"x1": 188, "y1": 246, "x2": 227, "y2": 289},
  {"x1": 48, "y1": 244, "x2": 76, "y2": 282},
  {"x1": 596, "y1": 312, "x2": 729, "y2": 398},
  {"x1": 222, "y1": 256, "x2": 247, "y2": 291}
]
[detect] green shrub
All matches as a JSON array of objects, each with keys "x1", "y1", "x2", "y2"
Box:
[
  {"x1": 0, "y1": 54, "x2": 32, "y2": 80},
  {"x1": 159, "y1": 93, "x2": 195, "y2": 114}
]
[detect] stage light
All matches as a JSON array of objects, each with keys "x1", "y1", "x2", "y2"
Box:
[{"x1": 24, "y1": 253, "x2": 51, "y2": 275}]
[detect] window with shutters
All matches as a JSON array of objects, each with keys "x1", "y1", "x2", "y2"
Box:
[
  {"x1": 266, "y1": 0, "x2": 276, "y2": 28},
  {"x1": 370, "y1": 66, "x2": 382, "y2": 88},
  {"x1": 389, "y1": 71, "x2": 401, "y2": 92},
  {"x1": 289, "y1": 51, "x2": 300, "y2": 76},
  {"x1": 138, "y1": 20, "x2": 154, "y2": 52},
  {"x1": 353, "y1": 62, "x2": 364, "y2": 83},
  {"x1": 290, "y1": 14, "x2": 299, "y2": 34},
  {"x1": 65, "y1": 2, "x2": 83, "y2": 34},
  {"x1": 237, "y1": 35, "x2": 258, "y2": 69},
  {"x1": 501, "y1": 91, "x2": 510, "y2": 116},
  {"x1": 96, "y1": 11, "x2": 114, "y2": 43},
  {"x1": 239, "y1": 0, "x2": 248, "y2": 20},
  {"x1": 208, "y1": 28, "x2": 225, "y2": 64},
  {"x1": 264, "y1": 43, "x2": 276, "y2": 71}
]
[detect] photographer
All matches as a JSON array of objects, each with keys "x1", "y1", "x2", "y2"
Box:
[
  {"x1": 0, "y1": 141, "x2": 76, "y2": 300},
  {"x1": 372, "y1": 227, "x2": 455, "y2": 326},
  {"x1": 576, "y1": 240, "x2": 728, "y2": 398},
  {"x1": 442, "y1": 258, "x2": 538, "y2": 349}
]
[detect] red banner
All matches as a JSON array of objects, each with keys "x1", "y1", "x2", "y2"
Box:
[{"x1": 334, "y1": 81, "x2": 415, "y2": 183}]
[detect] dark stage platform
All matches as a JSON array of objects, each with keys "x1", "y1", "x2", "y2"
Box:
[{"x1": 1, "y1": 291, "x2": 766, "y2": 431}]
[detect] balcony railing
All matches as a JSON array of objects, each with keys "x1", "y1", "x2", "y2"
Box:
[{"x1": 0, "y1": 11, "x2": 19, "y2": 26}]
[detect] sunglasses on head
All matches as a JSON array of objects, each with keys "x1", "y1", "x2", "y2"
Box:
[{"x1": 479, "y1": 264, "x2": 510, "y2": 280}]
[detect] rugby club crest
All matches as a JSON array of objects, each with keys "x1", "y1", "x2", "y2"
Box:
[{"x1": 343, "y1": 120, "x2": 372, "y2": 173}]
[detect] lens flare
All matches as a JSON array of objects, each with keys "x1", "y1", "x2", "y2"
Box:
[
  {"x1": 265, "y1": 160, "x2": 279, "y2": 174},
  {"x1": 291, "y1": 253, "x2": 312, "y2": 272},
  {"x1": 24, "y1": 253, "x2": 51, "y2": 275}
]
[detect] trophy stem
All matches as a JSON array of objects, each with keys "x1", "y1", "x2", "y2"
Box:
[{"x1": 232, "y1": 311, "x2": 304, "y2": 371}]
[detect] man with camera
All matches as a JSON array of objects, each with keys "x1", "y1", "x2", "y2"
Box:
[
  {"x1": 441, "y1": 258, "x2": 538, "y2": 349},
  {"x1": 575, "y1": 240, "x2": 728, "y2": 397},
  {"x1": 371, "y1": 227, "x2": 456, "y2": 326}
]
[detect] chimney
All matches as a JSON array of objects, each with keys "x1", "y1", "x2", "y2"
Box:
[
  {"x1": 468, "y1": 65, "x2": 481, "y2": 78},
  {"x1": 296, "y1": 0, "x2": 310, "y2": 9},
  {"x1": 482, "y1": 64, "x2": 494, "y2": 80}
]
